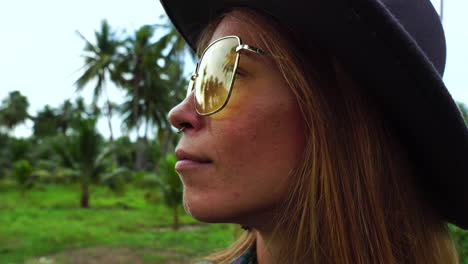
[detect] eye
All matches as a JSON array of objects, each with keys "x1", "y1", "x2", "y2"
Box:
[
  {"x1": 234, "y1": 67, "x2": 249, "y2": 79},
  {"x1": 234, "y1": 70, "x2": 244, "y2": 78}
]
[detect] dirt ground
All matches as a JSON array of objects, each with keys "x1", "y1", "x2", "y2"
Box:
[{"x1": 24, "y1": 246, "x2": 191, "y2": 264}]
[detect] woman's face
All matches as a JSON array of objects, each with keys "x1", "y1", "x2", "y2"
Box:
[{"x1": 168, "y1": 12, "x2": 305, "y2": 227}]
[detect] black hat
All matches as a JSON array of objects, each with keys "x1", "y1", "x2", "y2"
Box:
[{"x1": 160, "y1": 0, "x2": 468, "y2": 229}]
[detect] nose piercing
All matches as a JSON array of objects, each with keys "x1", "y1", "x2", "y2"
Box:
[{"x1": 177, "y1": 126, "x2": 186, "y2": 134}]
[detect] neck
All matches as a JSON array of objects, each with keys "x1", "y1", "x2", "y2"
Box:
[{"x1": 255, "y1": 228, "x2": 282, "y2": 264}]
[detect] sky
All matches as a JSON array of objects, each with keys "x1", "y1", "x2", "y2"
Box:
[{"x1": 0, "y1": 0, "x2": 467, "y2": 138}]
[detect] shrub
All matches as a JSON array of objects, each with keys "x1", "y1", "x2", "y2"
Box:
[{"x1": 12, "y1": 159, "x2": 35, "y2": 195}]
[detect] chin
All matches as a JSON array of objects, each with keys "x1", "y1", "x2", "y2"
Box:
[
  {"x1": 182, "y1": 193, "x2": 277, "y2": 227},
  {"x1": 181, "y1": 187, "x2": 236, "y2": 222},
  {"x1": 183, "y1": 197, "x2": 236, "y2": 223}
]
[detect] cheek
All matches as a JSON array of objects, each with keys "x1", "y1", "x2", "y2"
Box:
[
  {"x1": 222, "y1": 80, "x2": 305, "y2": 170},
  {"x1": 242, "y1": 115, "x2": 302, "y2": 194},
  {"x1": 183, "y1": 78, "x2": 306, "y2": 224},
  {"x1": 213, "y1": 97, "x2": 292, "y2": 171}
]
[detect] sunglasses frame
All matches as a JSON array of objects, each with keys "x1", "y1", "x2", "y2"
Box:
[{"x1": 187, "y1": 35, "x2": 267, "y2": 116}]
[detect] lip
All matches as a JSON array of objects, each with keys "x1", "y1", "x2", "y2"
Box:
[{"x1": 175, "y1": 149, "x2": 212, "y2": 171}]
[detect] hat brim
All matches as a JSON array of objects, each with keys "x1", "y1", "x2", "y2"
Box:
[{"x1": 160, "y1": 0, "x2": 468, "y2": 228}]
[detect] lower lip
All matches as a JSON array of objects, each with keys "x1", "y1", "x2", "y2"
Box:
[{"x1": 175, "y1": 160, "x2": 212, "y2": 171}]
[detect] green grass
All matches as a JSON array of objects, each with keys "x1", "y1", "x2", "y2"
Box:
[
  {"x1": 3, "y1": 183, "x2": 468, "y2": 263},
  {"x1": 0, "y1": 183, "x2": 235, "y2": 264}
]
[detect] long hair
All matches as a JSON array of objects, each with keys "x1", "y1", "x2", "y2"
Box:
[{"x1": 194, "y1": 8, "x2": 458, "y2": 264}]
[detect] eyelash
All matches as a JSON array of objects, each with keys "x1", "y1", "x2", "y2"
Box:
[{"x1": 235, "y1": 68, "x2": 248, "y2": 78}]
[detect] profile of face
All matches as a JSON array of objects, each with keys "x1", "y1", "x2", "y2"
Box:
[{"x1": 168, "y1": 11, "x2": 305, "y2": 228}]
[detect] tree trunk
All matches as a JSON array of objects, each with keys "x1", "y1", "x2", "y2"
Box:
[
  {"x1": 103, "y1": 83, "x2": 114, "y2": 142},
  {"x1": 134, "y1": 137, "x2": 147, "y2": 171},
  {"x1": 105, "y1": 100, "x2": 114, "y2": 142},
  {"x1": 132, "y1": 87, "x2": 139, "y2": 132},
  {"x1": 172, "y1": 206, "x2": 179, "y2": 230},
  {"x1": 80, "y1": 181, "x2": 90, "y2": 208},
  {"x1": 144, "y1": 116, "x2": 150, "y2": 141},
  {"x1": 132, "y1": 56, "x2": 142, "y2": 131}
]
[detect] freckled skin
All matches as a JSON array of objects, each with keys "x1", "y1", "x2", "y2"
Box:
[{"x1": 168, "y1": 12, "x2": 306, "y2": 228}]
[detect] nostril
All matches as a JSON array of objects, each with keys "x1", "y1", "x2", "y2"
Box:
[
  {"x1": 176, "y1": 122, "x2": 193, "y2": 134},
  {"x1": 180, "y1": 122, "x2": 193, "y2": 130}
]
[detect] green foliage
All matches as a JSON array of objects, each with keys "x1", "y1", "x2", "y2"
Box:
[
  {"x1": 0, "y1": 18, "x2": 200, "y2": 258},
  {"x1": 0, "y1": 90, "x2": 29, "y2": 132},
  {"x1": 29, "y1": 138, "x2": 62, "y2": 167},
  {"x1": 56, "y1": 99, "x2": 77, "y2": 133},
  {"x1": 0, "y1": 132, "x2": 11, "y2": 178},
  {"x1": 32, "y1": 105, "x2": 60, "y2": 137},
  {"x1": 133, "y1": 171, "x2": 158, "y2": 189},
  {"x1": 32, "y1": 98, "x2": 98, "y2": 138},
  {"x1": 54, "y1": 118, "x2": 109, "y2": 179},
  {"x1": 449, "y1": 224, "x2": 468, "y2": 263},
  {"x1": 10, "y1": 137, "x2": 32, "y2": 163},
  {"x1": 157, "y1": 154, "x2": 182, "y2": 208},
  {"x1": 75, "y1": 19, "x2": 125, "y2": 141},
  {"x1": 118, "y1": 24, "x2": 172, "y2": 136},
  {"x1": 136, "y1": 154, "x2": 182, "y2": 230},
  {"x1": 147, "y1": 139, "x2": 163, "y2": 169},
  {"x1": 158, "y1": 154, "x2": 183, "y2": 230},
  {"x1": 143, "y1": 190, "x2": 161, "y2": 204},
  {"x1": 113, "y1": 136, "x2": 136, "y2": 169},
  {"x1": 11, "y1": 159, "x2": 34, "y2": 194},
  {"x1": 33, "y1": 161, "x2": 79, "y2": 184},
  {"x1": 0, "y1": 135, "x2": 33, "y2": 179},
  {"x1": 53, "y1": 118, "x2": 136, "y2": 206},
  {"x1": 53, "y1": 118, "x2": 106, "y2": 207},
  {"x1": 100, "y1": 166, "x2": 132, "y2": 195},
  {"x1": 458, "y1": 102, "x2": 468, "y2": 126},
  {"x1": 75, "y1": 20, "x2": 123, "y2": 102}
]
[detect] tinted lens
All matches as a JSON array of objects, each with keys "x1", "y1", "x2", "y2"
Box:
[{"x1": 194, "y1": 37, "x2": 239, "y2": 114}]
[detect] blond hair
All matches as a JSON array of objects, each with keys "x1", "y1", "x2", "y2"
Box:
[{"x1": 195, "y1": 8, "x2": 458, "y2": 264}]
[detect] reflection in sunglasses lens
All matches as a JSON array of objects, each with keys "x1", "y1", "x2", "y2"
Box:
[{"x1": 194, "y1": 37, "x2": 239, "y2": 114}]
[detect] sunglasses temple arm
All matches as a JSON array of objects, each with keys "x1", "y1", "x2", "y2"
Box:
[{"x1": 236, "y1": 44, "x2": 267, "y2": 55}]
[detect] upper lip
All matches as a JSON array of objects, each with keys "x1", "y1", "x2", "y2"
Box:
[{"x1": 175, "y1": 149, "x2": 212, "y2": 163}]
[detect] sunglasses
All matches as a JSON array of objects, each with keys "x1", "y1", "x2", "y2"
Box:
[{"x1": 186, "y1": 36, "x2": 267, "y2": 115}]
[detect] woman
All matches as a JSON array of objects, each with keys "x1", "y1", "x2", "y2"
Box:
[{"x1": 166, "y1": 0, "x2": 468, "y2": 263}]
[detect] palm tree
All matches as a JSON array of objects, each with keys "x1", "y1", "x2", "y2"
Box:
[
  {"x1": 56, "y1": 99, "x2": 76, "y2": 134},
  {"x1": 12, "y1": 159, "x2": 34, "y2": 196},
  {"x1": 159, "y1": 59, "x2": 187, "y2": 155},
  {"x1": 154, "y1": 22, "x2": 195, "y2": 155},
  {"x1": 0, "y1": 91, "x2": 30, "y2": 135},
  {"x1": 32, "y1": 105, "x2": 59, "y2": 138},
  {"x1": 75, "y1": 19, "x2": 122, "y2": 141},
  {"x1": 155, "y1": 20, "x2": 196, "y2": 67},
  {"x1": 75, "y1": 97, "x2": 101, "y2": 120},
  {"x1": 114, "y1": 21, "x2": 193, "y2": 168},
  {"x1": 54, "y1": 118, "x2": 110, "y2": 208},
  {"x1": 157, "y1": 154, "x2": 183, "y2": 230},
  {"x1": 117, "y1": 24, "x2": 174, "y2": 170}
]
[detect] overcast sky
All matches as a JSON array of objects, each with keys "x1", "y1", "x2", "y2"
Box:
[{"x1": 0, "y1": 0, "x2": 466, "y2": 138}]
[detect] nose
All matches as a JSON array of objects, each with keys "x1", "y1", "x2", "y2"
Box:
[{"x1": 168, "y1": 92, "x2": 201, "y2": 132}]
